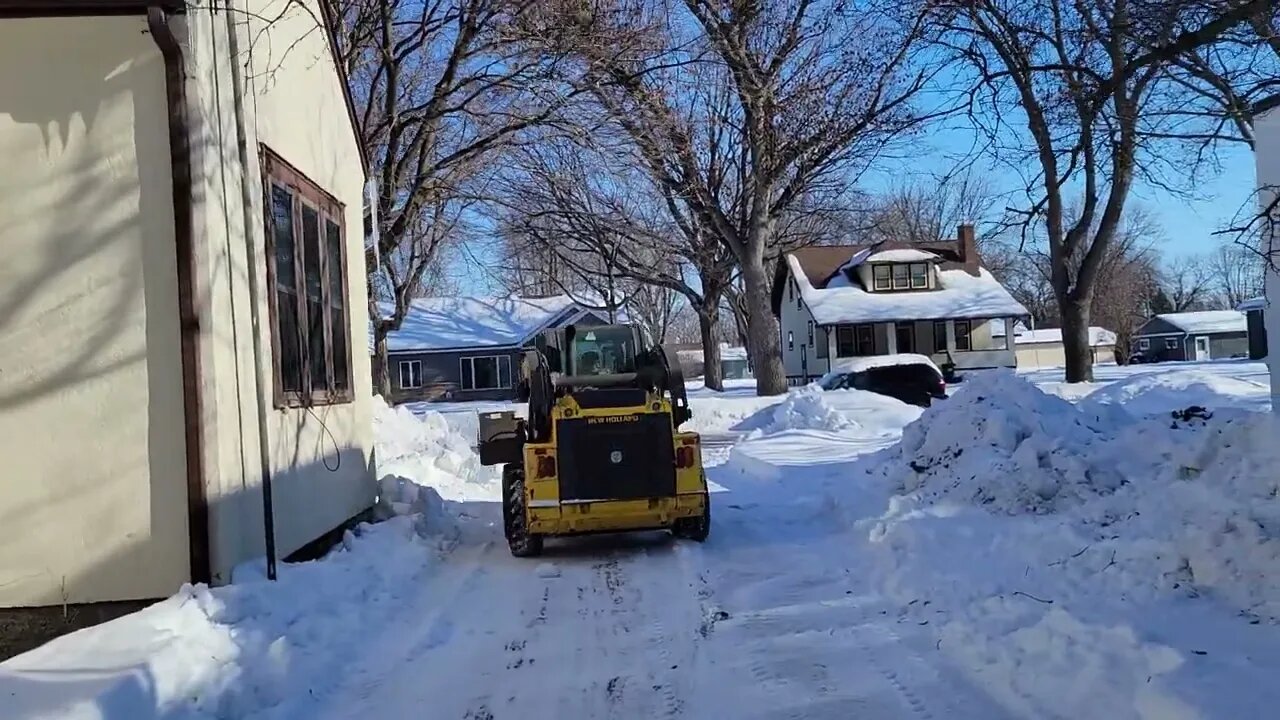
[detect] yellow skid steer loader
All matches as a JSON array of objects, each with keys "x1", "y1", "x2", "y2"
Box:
[{"x1": 477, "y1": 324, "x2": 709, "y2": 557}]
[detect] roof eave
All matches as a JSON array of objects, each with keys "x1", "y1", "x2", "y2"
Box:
[{"x1": 0, "y1": 0, "x2": 183, "y2": 15}]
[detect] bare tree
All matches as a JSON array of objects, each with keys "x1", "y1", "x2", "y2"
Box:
[
  {"x1": 331, "y1": 0, "x2": 580, "y2": 394},
  {"x1": 866, "y1": 170, "x2": 1008, "y2": 244},
  {"x1": 933, "y1": 0, "x2": 1272, "y2": 382},
  {"x1": 525, "y1": 0, "x2": 942, "y2": 395},
  {"x1": 1160, "y1": 255, "x2": 1216, "y2": 312},
  {"x1": 1206, "y1": 238, "x2": 1267, "y2": 307}
]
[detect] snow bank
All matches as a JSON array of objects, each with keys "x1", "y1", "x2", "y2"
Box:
[
  {"x1": 1077, "y1": 369, "x2": 1270, "y2": 419},
  {"x1": 1, "y1": 517, "x2": 447, "y2": 720},
  {"x1": 885, "y1": 371, "x2": 1118, "y2": 514},
  {"x1": 733, "y1": 384, "x2": 859, "y2": 436},
  {"x1": 869, "y1": 370, "x2": 1280, "y2": 620},
  {"x1": 373, "y1": 397, "x2": 500, "y2": 502}
]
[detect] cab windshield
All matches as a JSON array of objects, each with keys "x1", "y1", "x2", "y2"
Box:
[{"x1": 571, "y1": 327, "x2": 637, "y2": 376}]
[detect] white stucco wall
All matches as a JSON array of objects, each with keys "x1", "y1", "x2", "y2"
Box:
[
  {"x1": 1255, "y1": 105, "x2": 1280, "y2": 410},
  {"x1": 186, "y1": 1, "x2": 375, "y2": 582},
  {"x1": 0, "y1": 17, "x2": 190, "y2": 605}
]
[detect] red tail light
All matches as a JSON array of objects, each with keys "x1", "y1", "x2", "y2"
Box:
[
  {"x1": 675, "y1": 446, "x2": 696, "y2": 469},
  {"x1": 536, "y1": 455, "x2": 556, "y2": 478}
]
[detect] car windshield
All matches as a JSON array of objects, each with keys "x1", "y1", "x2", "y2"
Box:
[{"x1": 570, "y1": 327, "x2": 637, "y2": 376}]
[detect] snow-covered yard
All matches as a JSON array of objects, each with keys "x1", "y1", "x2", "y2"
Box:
[{"x1": 3, "y1": 360, "x2": 1278, "y2": 719}]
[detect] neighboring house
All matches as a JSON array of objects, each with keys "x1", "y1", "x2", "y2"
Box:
[
  {"x1": 992, "y1": 324, "x2": 1117, "y2": 368},
  {"x1": 1239, "y1": 296, "x2": 1268, "y2": 360},
  {"x1": 1253, "y1": 94, "x2": 1279, "y2": 409},
  {"x1": 0, "y1": 0, "x2": 375, "y2": 623},
  {"x1": 771, "y1": 225, "x2": 1028, "y2": 383},
  {"x1": 1132, "y1": 311, "x2": 1249, "y2": 362},
  {"x1": 383, "y1": 296, "x2": 609, "y2": 402}
]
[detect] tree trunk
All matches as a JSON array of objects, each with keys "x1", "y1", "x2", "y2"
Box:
[
  {"x1": 699, "y1": 303, "x2": 724, "y2": 392},
  {"x1": 740, "y1": 254, "x2": 787, "y2": 395},
  {"x1": 373, "y1": 324, "x2": 392, "y2": 398},
  {"x1": 1060, "y1": 300, "x2": 1094, "y2": 383}
]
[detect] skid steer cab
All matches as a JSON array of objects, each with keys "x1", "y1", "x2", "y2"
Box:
[{"x1": 477, "y1": 323, "x2": 709, "y2": 557}]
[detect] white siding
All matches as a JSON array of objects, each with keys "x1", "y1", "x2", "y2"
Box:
[{"x1": 779, "y1": 271, "x2": 829, "y2": 381}]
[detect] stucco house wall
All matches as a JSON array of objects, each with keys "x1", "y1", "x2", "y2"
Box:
[
  {"x1": 0, "y1": 0, "x2": 375, "y2": 608},
  {"x1": 0, "y1": 15, "x2": 191, "y2": 606},
  {"x1": 1254, "y1": 100, "x2": 1280, "y2": 409}
]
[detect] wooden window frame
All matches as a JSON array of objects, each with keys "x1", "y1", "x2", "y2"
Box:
[
  {"x1": 1139, "y1": 338, "x2": 1150, "y2": 350},
  {"x1": 460, "y1": 355, "x2": 513, "y2": 391},
  {"x1": 1165, "y1": 337, "x2": 1178, "y2": 350},
  {"x1": 261, "y1": 145, "x2": 353, "y2": 409},
  {"x1": 399, "y1": 360, "x2": 423, "y2": 389},
  {"x1": 954, "y1": 319, "x2": 972, "y2": 351},
  {"x1": 807, "y1": 320, "x2": 814, "y2": 346},
  {"x1": 787, "y1": 331, "x2": 794, "y2": 351},
  {"x1": 836, "y1": 326, "x2": 855, "y2": 356}
]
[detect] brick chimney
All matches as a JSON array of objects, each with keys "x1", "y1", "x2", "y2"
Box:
[{"x1": 957, "y1": 223, "x2": 979, "y2": 276}]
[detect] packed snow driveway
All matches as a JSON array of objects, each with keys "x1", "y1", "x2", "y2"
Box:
[{"x1": 314, "y1": 463, "x2": 1013, "y2": 720}]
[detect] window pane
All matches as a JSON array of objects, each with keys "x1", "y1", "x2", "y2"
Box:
[
  {"x1": 498, "y1": 356, "x2": 511, "y2": 389},
  {"x1": 309, "y1": 299, "x2": 328, "y2": 391},
  {"x1": 332, "y1": 308, "x2": 349, "y2": 390},
  {"x1": 856, "y1": 325, "x2": 874, "y2": 355},
  {"x1": 474, "y1": 357, "x2": 498, "y2": 389},
  {"x1": 460, "y1": 359, "x2": 474, "y2": 390},
  {"x1": 301, "y1": 205, "x2": 323, "y2": 301},
  {"x1": 933, "y1": 321, "x2": 947, "y2": 352},
  {"x1": 837, "y1": 327, "x2": 855, "y2": 356},
  {"x1": 910, "y1": 264, "x2": 928, "y2": 288},
  {"x1": 277, "y1": 290, "x2": 303, "y2": 392},
  {"x1": 271, "y1": 185, "x2": 295, "y2": 289},
  {"x1": 873, "y1": 266, "x2": 890, "y2": 290},
  {"x1": 895, "y1": 324, "x2": 914, "y2": 353},
  {"x1": 892, "y1": 265, "x2": 909, "y2": 289},
  {"x1": 326, "y1": 220, "x2": 344, "y2": 309},
  {"x1": 955, "y1": 321, "x2": 971, "y2": 351}
]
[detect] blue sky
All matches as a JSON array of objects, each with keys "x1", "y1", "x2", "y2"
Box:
[{"x1": 445, "y1": 129, "x2": 1259, "y2": 297}]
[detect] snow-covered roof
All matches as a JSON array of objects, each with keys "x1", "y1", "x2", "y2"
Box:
[
  {"x1": 721, "y1": 346, "x2": 748, "y2": 361},
  {"x1": 787, "y1": 253, "x2": 1027, "y2": 325},
  {"x1": 1154, "y1": 310, "x2": 1247, "y2": 335},
  {"x1": 826, "y1": 353, "x2": 941, "y2": 376},
  {"x1": 991, "y1": 324, "x2": 1117, "y2": 347},
  {"x1": 1238, "y1": 296, "x2": 1266, "y2": 312},
  {"x1": 379, "y1": 295, "x2": 594, "y2": 352},
  {"x1": 864, "y1": 249, "x2": 941, "y2": 263}
]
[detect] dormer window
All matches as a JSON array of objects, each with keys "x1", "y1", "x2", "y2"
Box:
[
  {"x1": 910, "y1": 263, "x2": 928, "y2": 288},
  {"x1": 873, "y1": 266, "x2": 891, "y2": 290},
  {"x1": 872, "y1": 262, "x2": 931, "y2": 291}
]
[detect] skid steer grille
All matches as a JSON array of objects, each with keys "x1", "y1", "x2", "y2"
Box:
[{"x1": 556, "y1": 412, "x2": 676, "y2": 502}]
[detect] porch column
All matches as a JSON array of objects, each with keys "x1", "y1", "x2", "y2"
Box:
[
  {"x1": 1003, "y1": 318, "x2": 1017, "y2": 351},
  {"x1": 885, "y1": 322, "x2": 897, "y2": 354},
  {"x1": 945, "y1": 320, "x2": 957, "y2": 352}
]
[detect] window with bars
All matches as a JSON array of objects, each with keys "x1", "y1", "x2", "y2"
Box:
[{"x1": 262, "y1": 145, "x2": 352, "y2": 407}]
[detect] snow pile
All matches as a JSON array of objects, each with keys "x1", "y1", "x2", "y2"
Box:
[
  {"x1": 1077, "y1": 369, "x2": 1270, "y2": 419},
  {"x1": 885, "y1": 371, "x2": 1119, "y2": 514},
  {"x1": 1, "y1": 517, "x2": 445, "y2": 720},
  {"x1": 733, "y1": 384, "x2": 858, "y2": 436},
  {"x1": 869, "y1": 370, "x2": 1280, "y2": 620},
  {"x1": 373, "y1": 397, "x2": 500, "y2": 502}
]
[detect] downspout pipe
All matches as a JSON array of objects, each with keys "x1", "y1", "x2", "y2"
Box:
[
  {"x1": 147, "y1": 6, "x2": 211, "y2": 586},
  {"x1": 222, "y1": 1, "x2": 279, "y2": 580}
]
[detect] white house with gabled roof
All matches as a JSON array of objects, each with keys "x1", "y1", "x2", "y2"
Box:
[
  {"x1": 770, "y1": 225, "x2": 1028, "y2": 383},
  {"x1": 1253, "y1": 93, "x2": 1280, "y2": 409}
]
